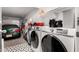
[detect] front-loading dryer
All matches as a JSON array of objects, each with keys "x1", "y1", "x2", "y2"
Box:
[{"x1": 40, "y1": 27, "x2": 75, "y2": 52}]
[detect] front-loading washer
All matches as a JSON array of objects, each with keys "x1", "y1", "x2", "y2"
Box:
[
  {"x1": 30, "y1": 26, "x2": 42, "y2": 52},
  {"x1": 40, "y1": 26, "x2": 75, "y2": 52},
  {"x1": 30, "y1": 22, "x2": 44, "y2": 52}
]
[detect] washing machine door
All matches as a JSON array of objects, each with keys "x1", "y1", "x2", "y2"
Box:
[
  {"x1": 31, "y1": 31, "x2": 39, "y2": 48},
  {"x1": 41, "y1": 35, "x2": 67, "y2": 52}
]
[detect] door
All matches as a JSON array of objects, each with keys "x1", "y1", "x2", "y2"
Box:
[
  {"x1": 31, "y1": 31, "x2": 39, "y2": 48},
  {"x1": 41, "y1": 35, "x2": 67, "y2": 52}
]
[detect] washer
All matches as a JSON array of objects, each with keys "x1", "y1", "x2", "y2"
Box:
[
  {"x1": 30, "y1": 26, "x2": 42, "y2": 52},
  {"x1": 29, "y1": 21, "x2": 44, "y2": 52},
  {"x1": 40, "y1": 26, "x2": 75, "y2": 52}
]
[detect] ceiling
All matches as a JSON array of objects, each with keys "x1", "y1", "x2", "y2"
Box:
[
  {"x1": 2, "y1": 7, "x2": 58, "y2": 19},
  {"x1": 38, "y1": 7, "x2": 57, "y2": 13},
  {"x1": 2, "y1": 7, "x2": 38, "y2": 18}
]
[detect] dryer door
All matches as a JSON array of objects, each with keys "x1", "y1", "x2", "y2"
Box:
[
  {"x1": 41, "y1": 35, "x2": 67, "y2": 52},
  {"x1": 31, "y1": 31, "x2": 39, "y2": 48}
]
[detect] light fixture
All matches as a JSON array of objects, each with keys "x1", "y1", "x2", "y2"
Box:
[{"x1": 37, "y1": 9, "x2": 46, "y2": 17}]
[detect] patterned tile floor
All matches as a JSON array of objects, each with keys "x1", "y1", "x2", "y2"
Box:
[
  {"x1": 4, "y1": 36, "x2": 33, "y2": 52},
  {"x1": 4, "y1": 43, "x2": 33, "y2": 52},
  {"x1": 4, "y1": 36, "x2": 26, "y2": 48}
]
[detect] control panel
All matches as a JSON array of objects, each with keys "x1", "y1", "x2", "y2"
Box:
[
  {"x1": 50, "y1": 28, "x2": 75, "y2": 37},
  {"x1": 56, "y1": 29, "x2": 68, "y2": 35}
]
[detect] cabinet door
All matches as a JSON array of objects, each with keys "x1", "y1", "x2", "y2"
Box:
[{"x1": 63, "y1": 9, "x2": 74, "y2": 28}]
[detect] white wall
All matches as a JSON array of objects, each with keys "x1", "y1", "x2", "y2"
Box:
[
  {"x1": 43, "y1": 11, "x2": 56, "y2": 26},
  {"x1": 24, "y1": 9, "x2": 38, "y2": 21},
  {"x1": 2, "y1": 16, "x2": 21, "y2": 26}
]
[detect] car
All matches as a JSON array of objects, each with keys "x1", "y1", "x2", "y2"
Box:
[{"x1": 2, "y1": 24, "x2": 21, "y2": 39}]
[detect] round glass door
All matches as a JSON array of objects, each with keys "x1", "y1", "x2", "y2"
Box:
[
  {"x1": 31, "y1": 31, "x2": 39, "y2": 48},
  {"x1": 41, "y1": 35, "x2": 67, "y2": 52}
]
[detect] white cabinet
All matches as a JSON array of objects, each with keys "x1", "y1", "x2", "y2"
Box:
[{"x1": 63, "y1": 9, "x2": 74, "y2": 28}]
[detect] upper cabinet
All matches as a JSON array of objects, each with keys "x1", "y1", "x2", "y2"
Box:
[
  {"x1": 75, "y1": 8, "x2": 79, "y2": 32},
  {"x1": 63, "y1": 8, "x2": 75, "y2": 28}
]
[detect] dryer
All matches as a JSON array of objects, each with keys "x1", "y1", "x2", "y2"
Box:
[{"x1": 40, "y1": 26, "x2": 75, "y2": 52}]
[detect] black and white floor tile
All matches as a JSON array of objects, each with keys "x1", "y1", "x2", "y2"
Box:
[{"x1": 4, "y1": 43, "x2": 33, "y2": 52}]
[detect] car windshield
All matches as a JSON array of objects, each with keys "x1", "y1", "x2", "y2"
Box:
[{"x1": 2, "y1": 24, "x2": 19, "y2": 30}]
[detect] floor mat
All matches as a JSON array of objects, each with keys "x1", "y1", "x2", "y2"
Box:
[{"x1": 4, "y1": 43, "x2": 33, "y2": 52}]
